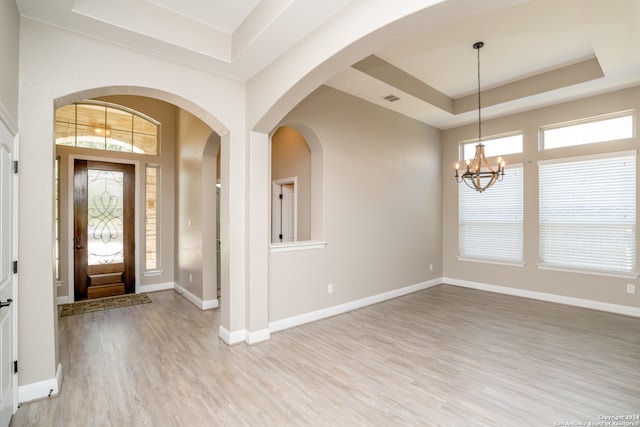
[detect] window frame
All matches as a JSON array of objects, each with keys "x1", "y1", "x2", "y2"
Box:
[
  {"x1": 144, "y1": 163, "x2": 161, "y2": 272},
  {"x1": 539, "y1": 110, "x2": 635, "y2": 151},
  {"x1": 460, "y1": 131, "x2": 524, "y2": 160},
  {"x1": 538, "y1": 150, "x2": 637, "y2": 278},
  {"x1": 55, "y1": 100, "x2": 160, "y2": 155},
  {"x1": 458, "y1": 163, "x2": 525, "y2": 266}
]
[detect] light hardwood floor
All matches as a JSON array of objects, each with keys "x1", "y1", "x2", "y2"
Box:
[{"x1": 11, "y1": 285, "x2": 640, "y2": 426}]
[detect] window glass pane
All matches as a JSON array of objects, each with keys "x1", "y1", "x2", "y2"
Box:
[
  {"x1": 133, "y1": 133, "x2": 157, "y2": 155},
  {"x1": 133, "y1": 115, "x2": 157, "y2": 135},
  {"x1": 107, "y1": 107, "x2": 133, "y2": 132},
  {"x1": 539, "y1": 153, "x2": 636, "y2": 274},
  {"x1": 459, "y1": 165, "x2": 523, "y2": 263},
  {"x1": 55, "y1": 102, "x2": 158, "y2": 155},
  {"x1": 463, "y1": 134, "x2": 523, "y2": 160},
  {"x1": 55, "y1": 104, "x2": 76, "y2": 124},
  {"x1": 55, "y1": 157, "x2": 60, "y2": 279},
  {"x1": 55, "y1": 122, "x2": 76, "y2": 146},
  {"x1": 107, "y1": 130, "x2": 133, "y2": 153},
  {"x1": 145, "y1": 165, "x2": 159, "y2": 270},
  {"x1": 542, "y1": 114, "x2": 633, "y2": 150},
  {"x1": 76, "y1": 125, "x2": 106, "y2": 150},
  {"x1": 76, "y1": 104, "x2": 105, "y2": 128}
]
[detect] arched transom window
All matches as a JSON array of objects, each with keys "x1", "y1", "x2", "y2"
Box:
[{"x1": 55, "y1": 101, "x2": 159, "y2": 155}]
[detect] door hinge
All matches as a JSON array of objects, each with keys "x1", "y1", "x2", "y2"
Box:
[
  {"x1": 279, "y1": 234, "x2": 283, "y2": 240},
  {"x1": 279, "y1": 193, "x2": 283, "y2": 200},
  {"x1": 13, "y1": 361, "x2": 17, "y2": 374},
  {"x1": 12, "y1": 261, "x2": 17, "y2": 274},
  {"x1": 13, "y1": 160, "x2": 18, "y2": 174}
]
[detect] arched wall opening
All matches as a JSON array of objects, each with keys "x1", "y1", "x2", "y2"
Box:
[
  {"x1": 54, "y1": 87, "x2": 228, "y2": 318},
  {"x1": 270, "y1": 123, "x2": 324, "y2": 243},
  {"x1": 53, "y1": 86, "x2": 228, "y2": 326}
]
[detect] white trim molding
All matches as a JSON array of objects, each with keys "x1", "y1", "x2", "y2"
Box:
[
  {"x1": 56, "y1": 296, "x2": 70, "y2": 305},
  {"x1": 444, "y1": 277, "x2": 640, "y2": 318},
  {"x1": 270, "y1": 241, "x2": 327, "y2": 253},
  {"x1": 174, "y1": 283, "x2": 219, "y2": 310},
  {"x1": 218, "y1": 326, "x2": 245, "y2": 345},
  {"x1": 217, "y1": 327, "x2": 271, "y2": 345},
  {"x1": 0, "y1": 101, "x2": 18, "y2": 136},
  {"x1": 138, "y1": 282, "x2": 175, "y2": 294},
  {"x1": 18, "y1": 363, "x2": 62, "y2": 403},
  {"x1": 246, "y1": 328, "x2": 270, "y2": 344},
  {"x1": 269, "y1": 278, "x2": 442, "y2": 333}
]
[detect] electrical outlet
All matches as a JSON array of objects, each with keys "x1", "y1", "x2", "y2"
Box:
[
  {"x1": 189, "y1": 273, "x2": 193, "y2": 282},
  {"x1": 328, "y1": 284, "x2": 334, "y2": 294},
  {"x1": 627, "y1": 284, "x2": 635, "y2": 294},
  {"x1": 429, "y1": 264, "x2": 433, "y2": 271}
]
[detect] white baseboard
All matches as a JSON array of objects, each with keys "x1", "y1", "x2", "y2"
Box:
[
  {"x1": 138, "y1": 282, "x2": 175, "y2": 293},
  {"x1": 174, "y1": 283, "x2": 219, "y2": 310},
  {"x1": 18, "y1": 363, "x2": 62, "y2": 404},
  {"x1": 444, "y1": 277, "x2": 640, "y2": 318},
  {"x1": 269, "y1": 278, "x2": 442, "y2": 333},
  {"x1": 245, "y1": 328, "x2": 270, "y2": 344},
  {"x1": 217, "y1": 326, "x2": 270, "y2": 345},
  {"x1": 56, "y1": 296, "x2": 70, "y2": 305},
  {"x1": 218, "y1": 326, "x2": 245, "y2": 345}
]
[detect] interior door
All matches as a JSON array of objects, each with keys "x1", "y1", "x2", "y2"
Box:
[
  {"x1": 0, "y1": 121, "x2": 16, "y2": 426},
  {"x1": 280, "y1": 183, "x2": 295, "y2": 242},
  {"x1": 74, "y1": 160, "x2": 135, "y2": 300},
  {"x1": 271, "y1": 180, "x2": 296, "y2": 243}
]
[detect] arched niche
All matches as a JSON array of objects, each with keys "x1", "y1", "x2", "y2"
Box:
[{"x1": 271, "y1": 122, "x2": 324, "y2": 243}]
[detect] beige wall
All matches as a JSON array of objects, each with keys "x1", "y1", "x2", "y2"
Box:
[
  {"x1": 175, "y1": 109, "x2": 216, "y2": 300},
  {"x1": 56, "y1": 95, "x2": 177, "y2": 299},
  {"x1": 269, "y1": 86, "x2": 442, "y2": 322},
  {"x1": 0, "y1": 0, "x2": 19, "y2": 122},
  {"x1": 271, "y1": 126, "x2": 311, "y2": 241},
  {"x1": 442, "y1": 85, "x2": 640, "y2": 309}
]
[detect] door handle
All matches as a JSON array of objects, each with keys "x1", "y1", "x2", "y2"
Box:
[
  {"x1": 75, "y1": 245, "x2": 84, "y2": 250},
  {"x1": 0, "y1": 299, "x2": 12, "y2": 308}
]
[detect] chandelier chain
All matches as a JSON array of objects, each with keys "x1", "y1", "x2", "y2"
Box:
[{"x1": 477, "y1": 42, "x2": 481, "y2": 143}]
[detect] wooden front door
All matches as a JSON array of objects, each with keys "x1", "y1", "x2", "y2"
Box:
[{"x1": 74, "y1": 160, "x2": 135, "y2": 300}]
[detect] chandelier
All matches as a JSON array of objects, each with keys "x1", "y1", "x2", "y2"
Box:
[{"x1": 455, "y1": 41, "x2": 505, "y2": 193}]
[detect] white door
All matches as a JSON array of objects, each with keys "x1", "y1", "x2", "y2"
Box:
[
  {"x1": 0, "y1": 121, "x2": 16, "y2": 427},
  {"x1": 280, "y1": 184, "x2": 295, "y2": 242},
  {"x1": 272, "y1": 179, "x2": 297, "y2": 243}
]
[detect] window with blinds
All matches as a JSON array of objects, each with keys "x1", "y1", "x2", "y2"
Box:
[
  {"x1": 458, "y1": 165, "x2": 524, "y2": 264},
  {"x1": 539, "y1": 151, "x2": 636, "y2": 275}
]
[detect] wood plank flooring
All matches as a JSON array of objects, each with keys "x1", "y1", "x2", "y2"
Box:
[{"x1": 11, "y1": 285, "x2": 640, "y2": 426}]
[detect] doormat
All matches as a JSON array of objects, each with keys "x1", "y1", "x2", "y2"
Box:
[{"x1": 60, "y1": 293, "x2": 152, "y2": 317}]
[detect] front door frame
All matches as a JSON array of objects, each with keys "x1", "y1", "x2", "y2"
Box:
[{"x1": 66, "y1": 154, "x2": 141, "y2": 303}]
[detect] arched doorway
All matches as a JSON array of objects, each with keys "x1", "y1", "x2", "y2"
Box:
[{"x1": 53, "y1": 87, "x2": 228, "y2": 323}]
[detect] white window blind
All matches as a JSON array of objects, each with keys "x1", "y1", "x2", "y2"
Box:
[
  {"x1": 459, "y1": 165, "x2": 523, "y2": 263},
  {"x1": 539, "y1": 152, "x2": 636, "y2": 275}
]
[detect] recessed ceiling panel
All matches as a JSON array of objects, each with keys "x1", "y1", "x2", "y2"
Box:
[
  {"x1": 376, "y1": 0, "x2": 594, "y2": 98},
  {"x1": 146, "y1": 0, "x2": 261, "y2": 33}
]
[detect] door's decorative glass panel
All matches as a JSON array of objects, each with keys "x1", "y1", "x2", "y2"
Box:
[{"x1": 87, "y1": 168, "x2": 124, "y2": 265}]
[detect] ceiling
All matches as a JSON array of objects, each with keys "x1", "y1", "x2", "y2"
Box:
[{"x1": 15, "y1": 0, "x2": 640, "y2": 129}]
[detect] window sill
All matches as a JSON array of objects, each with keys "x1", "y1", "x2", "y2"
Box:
[
  {"x1": 270, "y1": 241, "x2": 327, "y2": 253},
  {"x1": 143, "y1": 269, "x2": 163, "y2": 277},
  {"x1": 457, "y1": 257, "x2": 525, "y2": 267},
  {"x1": 537, "y1": 264, "x2": 638, "y2": 279}
]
